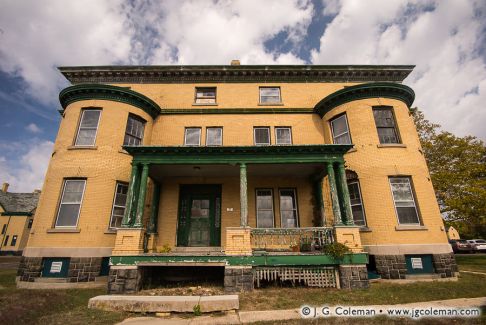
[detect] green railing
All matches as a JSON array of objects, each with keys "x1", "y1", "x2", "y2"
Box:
[{"x1": 250, "y1": 227, "x2": 334, "y2": 252}]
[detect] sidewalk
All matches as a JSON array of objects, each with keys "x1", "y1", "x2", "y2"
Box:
[{"x1": 118, "y1": 296, "x2": 486, "y2": 324}]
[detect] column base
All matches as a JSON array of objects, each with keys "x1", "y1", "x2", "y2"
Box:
[
  {"x1": 112, "y1": 228, "x2": 146, "y2": 256},
  {"x1": 334, "y1": 226, "x2": 364, "y2": 253}
]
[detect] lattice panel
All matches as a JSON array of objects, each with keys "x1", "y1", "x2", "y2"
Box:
[{"x1": 254, "y1": 266, "x2": 337, "y2": 288}]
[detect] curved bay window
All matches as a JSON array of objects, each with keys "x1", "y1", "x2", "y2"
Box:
[{"x1": 346, "y1": 170, "x2": 367, "y2": 226}]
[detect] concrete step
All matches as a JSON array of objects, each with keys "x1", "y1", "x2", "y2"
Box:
[
  {"x1": 35, "y1": 277, "x2": 68, "y2": 283},
  {"x1": 88, "y1": 295, "x2": 239, "y2": 313}
]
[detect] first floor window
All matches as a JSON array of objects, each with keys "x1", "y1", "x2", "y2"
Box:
[
  {"x1": 373, "y1": 107, "x2": 400, "y2": 144},
  {"x1": 389, "y1": 177, "x2": 420, "y2": 224},
  {"x1": 254, "y1": 127, "x2": 270, "y2": 146},
  {"x1": 280, "y1": 189, "x2": 299, "y2": 228},
  {"x1": 256, "y1": 189, "x2": 274, "y2": 228},
  {"x1": 4, "y1": 235, "x2": 9, "y2": 246},
  {"x1": 275, "y1": 127, "x2": 292, "y2": 145},
  {"x1": 124, "y1": 114, "x2": 145, "y2": 146},
  {"x1": 206, "y1": 127, "x2": 223, "y2": 146},
  {"x1": 347, "y1": 180, "x2": 366, "y2": 226},
  {"x1": 184, "y1": 127, "x2": 201, "y2": 146},
  {"x1": 55, "y1": 179, "x2": 86, "y2": 228},
  {"x1": 330, "y1": 114, "x2": 351, "y2": 144},
  {"x1": 109, "y1": 182, "x2": 128, "y2": 228},
  {"x1": 75, "y1": 109, "x2": 101, "y2": 146},
  {"x1": 10, "y1": 235, "x2": 17, "y2": 246},
  {"x1": 1, "y1": 224, "x2": 6, "y2": 234}
]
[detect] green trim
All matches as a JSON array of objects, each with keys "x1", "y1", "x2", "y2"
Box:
[
  {"x1": 59, "y1": 84, "x2": 161, "y2": 119},
  {"x1": 0, "y1": 212, "x2": 32, "y2": 216},
  {"x1": 159, "y1": 108, "x2": 315, "y2": 115},
  {"x1": 110, "y1": 253, "x2": 368, "y2": 266},
  {"x1": 123, "y1": 145, "x2": 353, "y2": 165},
  {"x1": 314, "y1": 82, "x2": 415, "y2": 118}
]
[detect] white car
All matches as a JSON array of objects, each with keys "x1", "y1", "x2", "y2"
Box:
[{"x1": 467, "y1": 239, "x2": 486, "y2": 253}]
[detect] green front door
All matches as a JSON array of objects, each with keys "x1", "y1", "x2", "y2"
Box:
[{"x1": 177, "y1": 185, "x2": 221, "y2": 247}]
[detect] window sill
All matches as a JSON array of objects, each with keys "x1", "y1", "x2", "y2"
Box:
[
  {"x1": 192, "y1": 103, "x2": 218, "y2": 106},
  {"x1": 67, "y1": 145, "x2": 98, "y2": 150},
  {"x1": 258, "y1": 103, "x2": 284, "y2": 106},
  {"x1": 47, "y1": 228, "x2": 81, "y2": 233},
  {"x1": 395, "y1": 225, "x2": 428, "y2": 231},
  {"x1": 118, "y1": 149, "x2": 130, "y2": 155},
  {"x1": 359, "y1": 227, "x2": 372, "y2": 232},
  {"x1": 377, "y1": 144, "x2": 407, "y2": 148},
  {"x1": 104, "y1": 229, "x2": 117, "y2": 234}
]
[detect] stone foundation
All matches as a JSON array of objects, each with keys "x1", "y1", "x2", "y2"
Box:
[
  {"x1": 108, "y1": 267, "x2": 143, "y2": 294},
  {"x1": 433, "y1": 253, "x2": 458, "y2": 278},
  {"x1": 224, "y1": 266, "x2": 254, "y2": 293},
  {"x1": 338, "y1": 265, "x2": 369, "y2": 289},
  {"x1": 17, "y1": 256, "x2": 43, "y2": 282},
  {"x1": 375, "y1": 255, "x2": 407, "y2": 279},
  {"x1": 68, "y1": 257, "x2": 102, "y2": 282}
]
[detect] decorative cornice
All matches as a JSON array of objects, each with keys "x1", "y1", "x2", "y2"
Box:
[
  {"x1": 314, "y1": 82, "x2": 415, "y2": 117},
  {"x1": 58, "y1": 65, "x2": 414, "y2": 84},
  {"x1": 59, "y1": 84, "x2": 161, "y2": 119}
]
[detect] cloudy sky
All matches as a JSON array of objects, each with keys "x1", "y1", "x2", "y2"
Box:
[{"x1": 0, "y1": 0, "x2": 485, "y2": 192}]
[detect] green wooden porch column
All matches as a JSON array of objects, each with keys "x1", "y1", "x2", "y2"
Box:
[
  {"x1": 134, "y1": 163, "x2": 149, "y2": 228},
  {"x1": 147, "y1": 182, "x2": 161, "y2": 233},
  {"x1": 337, "y1": 162, "x2": 355, "y2": 225},
  {"x1": 313, "y1": 177, "x2": 325, "y2": 226},
  {"x1": 327, "y1": 162, "x2": 343, "y2": 225},
  {"x1": 122, "y1": 163, "x2": 140, "y2": 227},
  {"x1": 240, "y1": 163, "x2": 248, "y2": 227}
]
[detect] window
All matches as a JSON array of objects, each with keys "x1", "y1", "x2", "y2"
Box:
[
  {"x1": 10, "y1": 235, "x2": 17, "y2": 246},
  {"x1": 55, "y1": 179, "x2": 86, "y2": 228},
  {"x1": 389, "y1": 177, "x2": 420, "y2": 224},
  {"x1": 275, "y1": 127, "x2": 292, "y2": 145},
  {"x1": 4, "y1": 235, "x2": 9, "y2": 246},
  {"x1": 123, "y1": 114, "x2": 145, "y2": 146},
  {"x1": 254, "y1": 127, "x2": 270, "y2": 146},
  {"x1": 256, "y1": 189, "x2": 274, "y2": 228},
  {"x1": 330, "y1": 114, "x2": 351, "y2": 144},
  {"x1": 184, "y1": 127, "x2": 201, "y2": 146},
  {"x1": 74, "y1": 109, "x2": 101, "y2": 146},
  {"x1": 1, "y1": 224, "x2": 5, "y2": 234},
  {"x1": 279, "y1": 189, "x2": 299, "y2": 228},
  {"x1": 195, "y1": 87, "x2": 216, "y2": 104},
  {"x1": 109, "y1": 182, "x2": 128, "y2": 228},
  {"x1": 347, "y1": 172, "x2": 366, "y2": 226},
  {"x1": 373, "y1": 107, "x2": 400, "y2": 144},
  {"x1": 206, "y1": 127, "x2": 223, "y2": 146},
  {"x1": 259, "y1": 87, "x2": 281, "y2": 104},
  {"x1": 28, "y1": 219, "x2": 33, "y2": 229}
]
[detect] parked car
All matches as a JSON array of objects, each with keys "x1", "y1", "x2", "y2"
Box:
[
  {"x1": 449, "y1": 239, "x2": 473, "y2": 254},
  {"x1": 467, "y1": 239, "x2": 486, "y2": 253}
]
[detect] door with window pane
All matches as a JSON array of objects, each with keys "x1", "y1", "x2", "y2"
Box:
[
  {"x1": 279, "y1": 189, "x2": 299, "y2": 228},
  {"x1": 256, "y1": 189, "x2": 274, "y2": 228}
]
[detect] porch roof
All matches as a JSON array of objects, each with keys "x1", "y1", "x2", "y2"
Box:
[{"x1": 123, "y1": 145, "x2": 353, "y2": 165}]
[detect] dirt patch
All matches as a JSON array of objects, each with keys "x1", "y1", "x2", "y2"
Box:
[{"x1": 138, "y1": 284, "x2": 225, "y2": 296}]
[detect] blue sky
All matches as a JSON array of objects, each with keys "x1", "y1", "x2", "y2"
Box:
[{"x1": 0, "y1": 0, "x2": 485, "y2": 192}]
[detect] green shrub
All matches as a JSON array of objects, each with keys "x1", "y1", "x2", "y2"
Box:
[{"x1": 323, "y1": 242, "x2": 350, "y2": 260}]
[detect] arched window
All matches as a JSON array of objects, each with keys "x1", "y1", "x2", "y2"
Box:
[{"x1": 346, "y1": 170, "x2": 367, "y2": 226}]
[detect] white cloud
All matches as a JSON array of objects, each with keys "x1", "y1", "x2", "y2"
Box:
[
  {"x1": 311, "y1": 0, "x2": 486, "y2": 140},
  {"x1": 0, "y1": 140, "x2": 54, "y2": 192},
  {"x1": 25, "y1": 123, "x2": 42, "y2": 134}
]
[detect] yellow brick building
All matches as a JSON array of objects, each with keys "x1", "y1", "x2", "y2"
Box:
[
  {"x1": 0, "y1": 183, "x2": 39, "y2": 255},
  {"x1": 18, "y1": 64, "x2": 456, "y2": 292}
]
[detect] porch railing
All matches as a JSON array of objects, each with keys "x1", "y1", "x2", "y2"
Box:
[{"x1": 250, "y1": 227, "x2": 334, "y2": 252}]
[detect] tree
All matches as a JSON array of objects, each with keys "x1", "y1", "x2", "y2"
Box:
[{"x1": 411, "y1": 108, "x2": 486, "y2": 239}]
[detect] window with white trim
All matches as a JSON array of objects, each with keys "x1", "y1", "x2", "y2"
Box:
[
  {"x1": 109, "y1": 182, "x2": 128, "y2": 228},
  {"x1": 123, "y1": 114, "x2": 145, "y2": 146},
  {"x1": 55, "y1": 179, "x2": 86, "y2": 228},
  {"x1": 184, "y1": 127, "x2": 201, "y2": 146},
  {"x1": 389, "y1": 177, "x2": 420, "y2": 224},
  {"x1": 195, "y1": 87, "x2": 216, "y2": 104},
  {"x1": 275, "y1": 127, "x2": 292, "y2": 145},
  {"x1": 74, "y1": 109, "x2": 101, "y2": 146},
  {"x1": 279, "y1": 189, "x2": 299, "y2": 228},
  {"x1": 330, "y1": 114, "x2": 351, "y2": 144},
  {"x1": 256, "y1": 189, "x2": 274, "y2": 228},
  {"x1": 206, "y1": 127, "x2": 223, "y2": 146},
  {"x1": 373, "y1": 107, "x2": 400, "y2": 144},
  {"x1": 259, "y1": 87, "x2": 281, "y2": 104},
  {"x1": 254, "y1": 127, "x2": 270, "y2": 146}
]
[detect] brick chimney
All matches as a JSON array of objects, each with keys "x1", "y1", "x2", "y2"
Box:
[
  {"x1": 2, "y1": 182, "x2": 9, "y2": 193},
  {"x1": 231, "y1": 60, "x2": 240, "y2": 66}
]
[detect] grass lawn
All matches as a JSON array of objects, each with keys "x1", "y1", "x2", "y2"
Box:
[{"x1": 456, "y1": 254, "x2": 486, "y2": 273}]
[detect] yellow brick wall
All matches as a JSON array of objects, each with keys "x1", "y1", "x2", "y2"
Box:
[
  {"x1": 0, "y1": 213, "x2": 30, "y2": 252},
  {"x1": 322, "y1": 98, "x2": 448, "y2": 246}
]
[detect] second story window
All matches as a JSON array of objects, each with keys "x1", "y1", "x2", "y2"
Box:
[
  {"x1": 275, "y1": 127, "x2": 292, "y2": 145},
  {"x1": 206, "y1": 127, "x2": 223, "y2": 146},
  {"x1": 195, "y1": 87, "x2": 216, "y2": 104},
  {"x1": 184, "y1": 127, "x2": 201, "y2": 146},
  {"x1": 254, "y1": 127, "x2": 270, "y2": 146},
  {"x1": 75, "y1": 109, "x2": 101, "y2": 146},
  {"x1": 330, "y1": 114, "x2": 351, "y2": 144},
  {"x1": 259, "y1": 87, "x2": 281, "y2": 104},
  {"x1": 373, "y1": 107, "x2": 400, "y2": 144},
  {"x1": 124, "y1": 114, "x2": 145, "y2": 146}
]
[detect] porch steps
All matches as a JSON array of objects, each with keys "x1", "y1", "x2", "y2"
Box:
[{"x1": 88, "y1": 295, "x2": 239, "y2": 313}]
